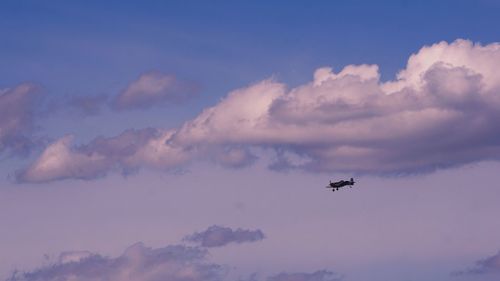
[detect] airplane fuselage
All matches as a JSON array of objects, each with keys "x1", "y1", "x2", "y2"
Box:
[
  {"x1": 327, "y1": 178, "x2": 355, "y2": 191},
  {"x1": 330, "y1": 181, "x2": 351, "y2": 188}
]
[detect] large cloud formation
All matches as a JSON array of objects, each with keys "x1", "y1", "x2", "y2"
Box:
[
  {"x1": 184, "y1": 225, "x2": 265, "y2": 248},
  {"x1": 19, "y1": 39, "x2": 500, "y2": 182},
  {"x1": 0, "y1": 83, "x2": 41, "y2": 156}
]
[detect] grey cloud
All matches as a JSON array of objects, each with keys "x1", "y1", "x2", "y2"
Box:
[
  {"x1": 7, "y1": 242, "x2": 224, "y2": 281},
  {"x1": 184, "y1": 225, "x2": 265, "y2": 248},
  {"x1": 113, "y1": 71, "x2": 198, "y2": 110},
  {"x1": 453, "y1": 250, "x2": 500, "y2": 276},
  {"x1": 0, "y1": 83, "x2": 42, "y2": 156},
  {"x1": 67, "y1": 94, "x2": 109, "y2": 116}
]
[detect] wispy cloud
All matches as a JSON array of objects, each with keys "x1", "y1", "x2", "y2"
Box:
[
  {"x1": 67, "y1": 94, "x2": 109, "y2": 116},
  {"x1": 453, "y1": 250, "x2": 500, "y2": 276},
  {"x1": 184, "y1": 225, "x2": 265, "y2": 248},
  {"x1": 0, "y1": 83, "x2": 42, "y2": 156},
  {"x1": 268, "y1": 271, "x2": 342, "y2": 281},
  {"x1": 113, "y1": 71, "x2": 198, "y2": 110}
]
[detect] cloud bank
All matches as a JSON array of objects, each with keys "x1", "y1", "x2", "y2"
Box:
[
  {"x1": 7, "y1": 243, "x2": 223, "y2": 281},
  {"x1": 19, "y1": 39, "x2": 500, "y2": 182},
  {"x1": 6, "y1": 235, "x2": 339, "y2": 281},
  {"x1": 0, "y1": 83, "x2": 41, "y2": 156},
  {"x1": 184, "y1": 225, "x2": 265, "y2": 247}
]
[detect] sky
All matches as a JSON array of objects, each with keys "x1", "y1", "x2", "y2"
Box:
[{"x1": 1, "y1": 1, "x2": 500, "y2": 281}]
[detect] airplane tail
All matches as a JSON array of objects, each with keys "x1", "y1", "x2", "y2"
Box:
[{"x1": 350, "y1": 177, "x2": 355, "y2": 184}]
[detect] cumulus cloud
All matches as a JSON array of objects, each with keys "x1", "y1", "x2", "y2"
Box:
[
  {"x1": 7, "y1": 243, "x2": 224, "y2": 281},
  {"x1": 172, "y1": 39, "x2": 500, "y2": 174},
  {"x1": 0, "y1": 83, "x2": 41, "y2": 156},
  {"x1": 453, "y1": 250, "x2": 500, "y2": 276},
  {"x1": 184, "y1": 225, "x2": 265, "y2": 247},
  {"x1": 113, "y1": 71, "x2": 198, "y2": 110},
  {"x1": 21, "y1": 39, "x2": 500, "y2": 182}
]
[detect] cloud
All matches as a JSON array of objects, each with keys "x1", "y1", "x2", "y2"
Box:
[
  {"x1": 67, "y1": 94, "x2": 108, "y2": 116},
  {"x1": 172, "y1": 39, "x2": 500, "y2": 174},
  {"x1": 184, "y1": 225, "x2": 265, "y2": 248},
  {"x1": 6, "y1": 235, "x2": 340, "y2": 281},
  {"x1": 7, "y1": 243, "x2": 224, "y2": 281},
  {"x1": 0, "y1": 83, "x2": 42, "y2": 156},
  {"x1": 62, "y1": 71, "x2": 198, "y2": 116},
  {"x1": 21, "y1": 39, "x2": 500, "y2": 182},
  {"x1": 113, "y1": 71, "x2": 198, "y2": 110},
  {"x1": 453, "y1": 250, "x2": 500, "y2": 276},
  {"x1": 17, "y1": 128, "x2": 192, "y2": 183},
  {"x1": 268, "y1": 271, "x2": 342, "y2": 281}
]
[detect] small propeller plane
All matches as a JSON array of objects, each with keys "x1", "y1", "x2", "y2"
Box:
[{"x1": 326, "y1": 178, "x2": 355, "y2": 192}]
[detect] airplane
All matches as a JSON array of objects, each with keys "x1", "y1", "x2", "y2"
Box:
[{"x1": 326, "y1": 178, "x2": 355, "y2": 192}]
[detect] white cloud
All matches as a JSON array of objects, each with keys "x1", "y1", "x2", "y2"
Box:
[
  {"x1": 19, "y1": 135, "x2": 110, "y2": 182},
  {"x1": 172, "y1": 39, "x2": 500, "y2": 173},
  {"x1": 18, "y1": 129, "x2": 193, "y2": 183}
]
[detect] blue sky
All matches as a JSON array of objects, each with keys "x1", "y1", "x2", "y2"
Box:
[
  {"x1": 3, "y1": 0, "x2": 499, "y2": 137},
  {"x1": 2, "y1": 1, "x2": 500, "y2": 281}
]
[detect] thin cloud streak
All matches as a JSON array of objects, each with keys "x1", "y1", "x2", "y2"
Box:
[
  {"x1": 184, "y1": 225, "x2": 265, "y2": 248},
  {"x1": 268, "y1": 271, "x2": 342, "y2": 281},
  {"x1": 113, "y1": 71, "x2": 199, "y2": 111}
]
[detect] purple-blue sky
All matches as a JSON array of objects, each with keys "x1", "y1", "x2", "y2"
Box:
[{"x1": 2, "y1": 1, "x2": 500, "y2": 281}]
